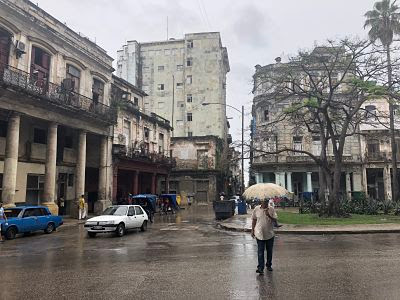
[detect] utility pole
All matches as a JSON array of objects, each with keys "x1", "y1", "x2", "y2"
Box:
[
  {"x1": 241, "y1": 105, "x2": 244, "y2": 194},
  {"x1": 171, "y1": 75, "x2": 175, "y2": 137}
]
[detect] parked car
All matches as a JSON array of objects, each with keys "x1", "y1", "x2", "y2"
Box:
[
  {"x1": 84, "y1": 205, "x2": 148, "y2": 238},
  {"x1": 0, "y1": 206, "x2": 63, "y2": 240}
]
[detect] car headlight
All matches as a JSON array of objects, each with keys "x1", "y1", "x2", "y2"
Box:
[
  {"x1": 85, "y1": 221, "x2": 96, "y2": 226},
  {"x1": 99, "y1": 221, "x2": 115, "y2": 225}
]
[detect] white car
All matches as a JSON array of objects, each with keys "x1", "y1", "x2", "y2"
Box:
[{"x1": 84, "y1": 205, "x2": 148, "y2": 238}]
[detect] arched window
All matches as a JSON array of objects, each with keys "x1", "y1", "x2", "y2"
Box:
[
  {"x1": 30, "y1": 46, "x2": 51, "y2": 86},
  {"x1": 92, "y1": 78, "x2": 104, "y2": 103},
  {"x1": 66, "y1": 64, "x2": 81, "y2": 93},
  {"x1": 365, "y1": 105, "x2": 376, "y2": 119}
]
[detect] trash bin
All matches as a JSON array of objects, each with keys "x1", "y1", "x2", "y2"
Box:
[
  {"x1": 238, "y1": 200, "x2": 247, "y2": 215},
  {"x1": 213, "y1": 200, "x2": 235, "y2": 220}
]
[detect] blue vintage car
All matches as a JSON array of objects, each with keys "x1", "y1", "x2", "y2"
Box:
[{"x1": 0, "y1": 206, "x2": 63, "y2": 240}]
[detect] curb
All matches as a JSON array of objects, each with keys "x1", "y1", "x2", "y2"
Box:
[{"x1": 216, "y1": 223, "x2": 400, "y2": 235}]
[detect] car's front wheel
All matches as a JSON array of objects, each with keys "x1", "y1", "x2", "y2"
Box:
[
  {"x1": 6, "y1": 227, "x2": 17, "y2": 240},
  {"x1": 115, "y1": 223, "x2": 125, "y2": 237},
  {"x1": 140, "y1": 220, "x2": 147, "y2": 232},
  {"x1": 88, "y1": 231, "x2": 96, "y2": 238},
  {"x1": 44, "y1": 223, "x2": 55, "y2": 234}
]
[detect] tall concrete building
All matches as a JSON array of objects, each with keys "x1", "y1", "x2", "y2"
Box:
[{"x1": 116, "y1": 32, "x2": 230, "y2": 139}]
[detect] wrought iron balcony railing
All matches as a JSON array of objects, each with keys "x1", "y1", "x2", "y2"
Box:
[
  {"x1": 0, "y1": 64, "x2": 116, "y2": 123},
  {"x1": 113, "y1": 144, "x2": 176, "y2": 166}
]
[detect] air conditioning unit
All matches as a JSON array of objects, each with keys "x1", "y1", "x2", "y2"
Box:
[
  {"x1": 15, "y1": 40, "x2": 26, "y2": 58},
  {"x1": 62, "y1": 78, "x2": 75, "y2": 91}
]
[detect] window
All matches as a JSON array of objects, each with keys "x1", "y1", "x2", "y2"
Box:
[
  {"x1": 187, "y1": 94, "x2": 192, "y2": 103},
  {"x1": 293, "y1": 136, "x2": 303, "y2": 155},
  {"x1": 158, "y1": 66, "x2": 164, "y2": 71},
  {"x1": 365, "y1": 105, "x2": 376, "y2": 119},
  {"x1": 367, "y1": 141, "x2": 379, "y2": 154},
  {"x1": 188, "y1": 131, "x2": 193, "y2": 137},
  {"x1": 128, "y1": 206, "x2": 135, "y2": 216},
  {"x1": 23, "y1": 208, "x2": 44, "y2": 218},
  {"x1": 68, "y1": 174, "x2": 74, "y2": 187},
  {"x1": 157, "y1": 84, "x2": 165, "y2": 91},
  {"x1": 187, "y1": 40, "x2": 194, "y2": 48},
  {"x1": 158, "y1": 133, "x2": 164, "y2": 153},
  {"x1": 0, "y1": 120, "x2": 7, "y2": 137},
  {"x1": 34, "y1": 128, "x2": 47, "y2": 144},
  {"x1": 26, "y1": 174, "x2": 44, "y2": 205},
  {"x1": 186, "y1": 58, "x2": 193, "y2": 67},
  {"x1": 176, "y1": 83, "x2": 183, "y2": 89},
  {"x1": 144, "y1": 127, "x2": 150, "y2": 140},
  {"x1": 263, "y1": 110, "x2": 269, "y2": 122},
  {"x1": 187, "y1": 113, "x2": 193, "y2": 122},
  {"x1": 31, "y1": 46, "x2": 51, "y2": 85},
  {"x1": 123, "y1": 120, "x2": 131, "y2": 146},
  {"x1": 133, "y1": 97, "x2": 139, "y2": 106},
  {"x1": 312, "y1": 136, "x2": 321, "y2": 156},
  {"x1": 66, "y1": 64, "x2": 80, "y2": 93},
  {"x1": 186, "y1": 75, "x2": 192, "y2": 84},
  {"x1": 394, "y1": 105, "x2": 399, "y2": 116},
  {"x1": 92, "y1": 79, "x2": 104, "y2": 103},
  {"x1": 177, "y1": 64, "x2": 183, "y2": 71},
  {"x1": 197, "y1": 150, "x2": 208, "y2": 169},
  {"x1": 135, "y1": 206, "x2": 144, "y2": 215}
]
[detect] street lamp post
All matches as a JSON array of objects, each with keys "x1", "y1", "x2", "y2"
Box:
[{"x1": 202, "y1": 102, "x2": 245, "y2": 194}]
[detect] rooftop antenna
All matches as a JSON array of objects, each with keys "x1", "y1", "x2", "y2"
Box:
[{"x1": 167, "y1": 16, "x2": 169, "y2": 40}]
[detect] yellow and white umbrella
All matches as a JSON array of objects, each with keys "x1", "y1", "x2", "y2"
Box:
[{"x1": 242, "y1": 183, "x2": 288, "y2": 200}]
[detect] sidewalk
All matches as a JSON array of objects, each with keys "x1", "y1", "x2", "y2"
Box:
[
  {"x1": 217, "y1": 210, "x2": 400, "y2": 234},
  {"x1": 61, "y1": 217, "x2": 90, "y2": 227}
]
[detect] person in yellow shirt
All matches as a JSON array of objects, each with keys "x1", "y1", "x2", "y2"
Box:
[{"x1": 78, "y1": 195, "x2": 86, "y2": 220}]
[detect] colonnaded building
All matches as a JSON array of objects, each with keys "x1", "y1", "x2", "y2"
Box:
[
  {"x1": 0, "y1": 0, "x2": 173, "y2": 215},
  {"x1": 251, "y1": 51, "x2": 399, "y2": 202}
]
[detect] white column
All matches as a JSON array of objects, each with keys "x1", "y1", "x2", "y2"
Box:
[
  {"x1": 2, "y1": 112, "x2": 20, "y2": 207},
  {"x1": 42, "y1": 122, "x2": 58, "y2": 215},
  {"x1": 75, "y1": 130, "x2": 86, "y2": 201},
  {"x1": 255, "y1": 173, "x2": 261, "y2": 184},
  {"x1": 383, "y1": 166, "x2": 392, "y2": 201},
  {"x1": 287, "y1": 172, "x2": 293, "y2": 192},
  {"x1": 345, "y1": 172, "x2": 352, "y2": 200},
  {"x1": 280, "y1": 172, "x2": 286, "y2": 188},
  {"x1": 275, "y1": 172, "x2": 280, "y2": 185},
  {"x1": 306, "y1": 172, "x2": 313, "y2": 192}
]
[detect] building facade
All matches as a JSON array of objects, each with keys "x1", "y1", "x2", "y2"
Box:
[
  {"x1": 116, "y1": 32, "x2": 230, "y2": 139},
  {"x1": 111, "y1": 75, "x2": 173, "y2": 202},
  {"x1": 0, "y1": 0, "x2": 115, "y2": 215},
  {"x1": 250, "y1": 56, "x2": 365, "y2": 201},
  {"x1": 163, "y1": 136, "x2": 227, "y2": 202}
]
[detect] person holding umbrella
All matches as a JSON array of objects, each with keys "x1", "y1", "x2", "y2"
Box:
[{"x1": 251, "y1": 198, "x2": 278, "y2": 274}]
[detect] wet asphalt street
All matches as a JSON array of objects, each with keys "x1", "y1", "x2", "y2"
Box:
[{"x1": 1, "y1": 205, "x2": 400, "y2": 300}]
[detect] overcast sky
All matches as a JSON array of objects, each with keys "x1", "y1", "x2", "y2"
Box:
[{"x1": 36, "y1": 0, "x2": 377, "y2": 157}]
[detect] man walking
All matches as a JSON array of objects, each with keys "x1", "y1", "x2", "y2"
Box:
[
  {"x1": 78, "y1": 195, "x2": 86, "y2": 220},
  {"x1": 0, "y1": 202, "x2": 7, "y2": 242},
  {"x1": 251, "y1": 199, "x2": 278, "y2": 274}
]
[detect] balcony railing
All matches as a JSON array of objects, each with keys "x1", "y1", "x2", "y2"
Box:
[
  {"x1": 365, "y1": 151, "x2": 388, "y2": 162},
  {"x1": 113, "y1": 144, "x2": 175, "y2": 166},
  {"x1": 0, "y1": 64, "x2": 116, "y2": 123}
]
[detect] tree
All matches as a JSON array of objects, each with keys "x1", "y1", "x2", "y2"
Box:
[
  {"x1": 251, "y1": 39, "x2": 392, "y2": 216},
  {"x1": 364, "y1": 0, "x2": 400, "y2": 202}
]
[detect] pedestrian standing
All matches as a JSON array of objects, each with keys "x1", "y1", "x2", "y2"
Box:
[
  {"x1": 251, "y1": 199, "x2": 278, "y2": 274},
  {"x1": 78, "y1": 195, "x2": 86, "y2": 220},
  {"x1": 0, "y1": 202, "x2": 7, "y2": 242},
  {"x1": 58, "y1": 197, "x2": 65, "y2": 215}
]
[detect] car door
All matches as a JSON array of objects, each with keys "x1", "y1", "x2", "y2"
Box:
[
  {"x1": 134, "y1": 206, "x2": 146, "y2": 227},
  {"x1": 21, "y1": 208, "x2": 39, "y2": 232},
  {"x1": 126, "y1": 206, "x2": 137, "y2": 229},
  {"x1": 36, "y1": 208, "x2": 50, "y2": 230}
]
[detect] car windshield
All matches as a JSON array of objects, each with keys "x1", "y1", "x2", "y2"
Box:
[
  {"x1": 102, "y1": 206, "x2": 128, "y2": 216},
  {"x1": 4, "y1": 208, "x2": 22, "y2": 218}
]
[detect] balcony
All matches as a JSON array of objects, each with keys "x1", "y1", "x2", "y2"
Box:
[
  {"x1": 365, "y1": 151, "x2": 389, "y2": 162},
  {"x1": 0, "y1": 64, "x2": 116, "y2": 123},
  {"x1": 113, "y1": 144, "x2": 175, "y2": 166}
]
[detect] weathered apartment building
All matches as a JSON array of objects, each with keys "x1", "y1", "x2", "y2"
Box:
[
  {"x1": 111, "y1": 75, "x2": 173, "y2": 202},
  {"x1": 0, "y1": 0, "x2": 173, "y2": 215},
  {"x1": 251, "y1": 50, "x2": 400, "y2": 202},
  {"x1": 116, "y1": 33, "x2": 231, "y2": 202},
  {"x1": 0, "y1": 0, "x2": 115, "y2": 215}
]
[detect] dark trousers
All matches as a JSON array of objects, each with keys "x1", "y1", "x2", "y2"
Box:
[{"x1": 257, "y1": 237, "x2": 274, "y2": 270}]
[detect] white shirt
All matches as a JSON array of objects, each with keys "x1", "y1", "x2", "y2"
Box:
[
  {"x1": 0, "y1": 207, "x2": 4, "y2": 220},
  {"x1": 251, "y1": 205, "x2": 277, "y2": 240}
]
